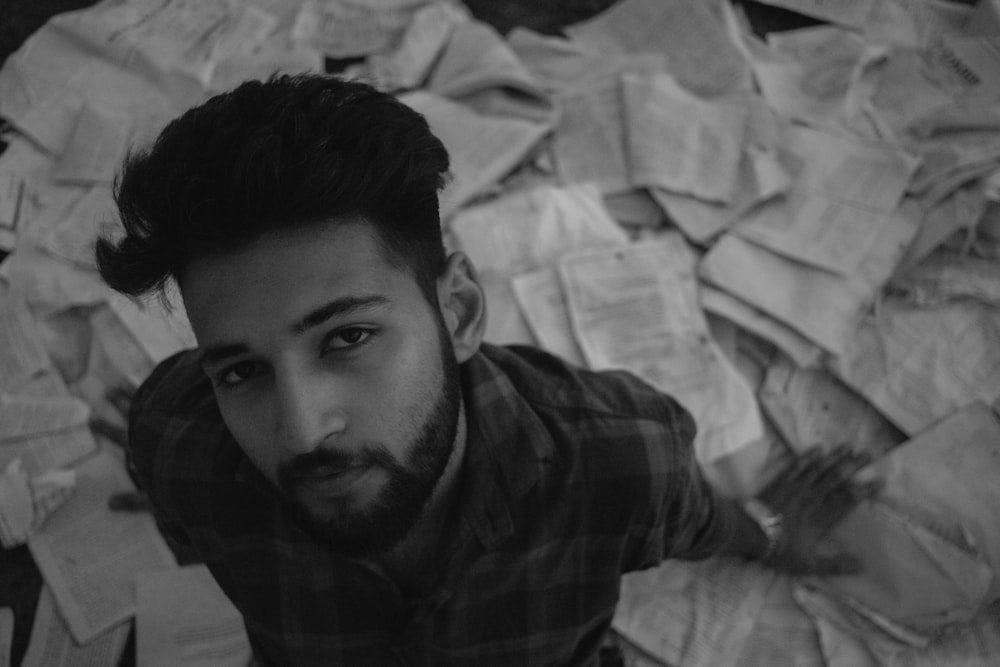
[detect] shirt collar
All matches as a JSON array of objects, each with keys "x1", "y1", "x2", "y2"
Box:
[{"x1": 455, "y1": 344, "x2": 558, "y2": 549}]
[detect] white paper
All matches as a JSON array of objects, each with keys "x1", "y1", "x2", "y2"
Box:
[
  {"x1": 0, "y1": 394, "x2": 90, "y2": 442},
  {"x1": 510, "y1": 267, "x2": 586, "y2": 368},
  {"x1": 426, "y1": 19, "x2": 550, "y2": 121},
  {"x1": 622, "y1": 73, "x2": 746, "y2": 204},
  {"x1": 733, "y1": 125, "x2": 919, "y2": 276},
  {"x1": 20, "y1": 587, "x2": 129, "y2": 667},
  {"x1": 369, "y1": 2, "x2": 464, "y2": 91},
  {"x1": 565, "y1": 0, "x2": 750, "y2": 97},
  {"x1": 699, "y1": 200, "x2": 920, "y2": 356},
  {"x1": 833, "y1": 294, "x2": 1000, "y2": 436},
  {"x1": 0, "y1": 172, "x2": 25, "y2": 251},
  {"x1": 137, "y1": 565, "x2": 252, "y2": 667},
  {"x1": 401, "y1": 91, "x2": 550, "y2": 218},
  {"x1": 758, "y1": 355, "x2": 906, "y2": 459},
  {"x1": 699, "y1": 286, "x2": 825, "y2": 370},
  {"x1": 51, "y1": 103, "x2": 134, "y2": 186},
  {"x1": 0, "y1": 295, "x2": 53, "y2": 394},
  {"x1": 552, "y1": 74, "x2": 631, "y2": 194},
  {"x1": 749, "y1": 26, "x2": 872, "y2": 130},
  {"x1": 28, "y1": 449, "x2": 177, "y2": 643},
  {"x1": 292, "y1": 0, "x2": 418, "y2": 58},
  {"x1": 558, "y1": 236, "x2": 767, "y2": 496},
  {"x1": 449, "y1": 182, "x2": 628, "y2": 277},
  {"x1": 614, "y1": 559, "x2": 775, "y2": 667},
  {"x1": 0, "y1": 460, "x2": 76, "y2": 549}
]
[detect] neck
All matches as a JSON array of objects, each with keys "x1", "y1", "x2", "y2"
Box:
[{"x1": 381, "y1": 398, "x2": 468, "y2": 566}]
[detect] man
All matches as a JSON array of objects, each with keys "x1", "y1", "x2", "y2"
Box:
[{"x1": 96, "y1": 74, "x2": 878, "y2": 665}]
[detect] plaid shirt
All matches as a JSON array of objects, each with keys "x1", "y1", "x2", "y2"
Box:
[{"x1": 129, "y1": 343, "x2": 738, "y2": 666}]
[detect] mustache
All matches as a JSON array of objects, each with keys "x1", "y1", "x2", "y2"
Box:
[{"x1": 282, "y1": 445, "x2": 395, "y2": 481}]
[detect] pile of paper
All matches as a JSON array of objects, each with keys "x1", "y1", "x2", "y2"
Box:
[{"x1": 1, "y1": 0, "x2": 999, "y2": 665}]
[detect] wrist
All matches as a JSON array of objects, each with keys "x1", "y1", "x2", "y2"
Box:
[{"x1": 743, "y1": 498, "x2": 784, "y2": 563}]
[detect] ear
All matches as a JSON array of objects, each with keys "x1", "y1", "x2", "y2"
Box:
[{"x1": 437, "y1": 252, "x2": 486, "y2": 363}]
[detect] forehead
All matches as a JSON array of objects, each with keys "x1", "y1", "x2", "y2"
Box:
[{"x1": 178, "y1": 220, "x2": 423, "y2": 341}]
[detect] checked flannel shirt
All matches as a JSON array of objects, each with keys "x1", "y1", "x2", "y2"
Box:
[{"x1": 128, "y1": 343, "x2": 739, "y2": 666}]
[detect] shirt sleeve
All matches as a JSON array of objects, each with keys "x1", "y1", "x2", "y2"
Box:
[{"x1": 127, "y1": 353, "x2": 202, "y2": 565}]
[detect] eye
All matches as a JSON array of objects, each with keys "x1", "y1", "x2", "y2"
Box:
[
  {"x1": 323, "y1": 327, "x2": 375, "y2": 353},
  {"x1": 217, "y1": 360, "x2": 264, "y2": 387}
]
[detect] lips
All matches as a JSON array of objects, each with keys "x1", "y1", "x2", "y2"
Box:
[{"x1": 293, "y1": 465, "x2": 371, "y2": 496}]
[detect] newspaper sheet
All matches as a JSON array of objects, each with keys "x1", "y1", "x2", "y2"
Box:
[
  {"x1": 558, "y1": 236, "x2": 767, "y2": 496},
  {"x1": 19, "y1": 587, "x2": 129, "y2": 667},
  {"x1": 137, "y1": 565, "x2": 252, "y2": 667},
  {"x1": 401, "y1": 91, "x2": 550, "y2": 219},
  {"x1": 622, "y1": 74, "x2": 746, "y2": 204},
  {"x1": 699, "y1": 200, "x2": 920, "y2": 356},
  {"x1": 613, "y1": 559, "x2": 775, "y2": 667},
  {"x1": 565, "y1": 0, "x2": 750, "y2": 97},
  {"x1": 733, "y1": 125, "x2": 919, "y2": 276},
  {"x1": 28, "y1": 449, "x2": 177, "y2": 643}
]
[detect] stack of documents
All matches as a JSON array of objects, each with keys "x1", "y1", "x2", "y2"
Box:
[{"x1": 1, "y1": 0, "x2": 999, "y2": 665}]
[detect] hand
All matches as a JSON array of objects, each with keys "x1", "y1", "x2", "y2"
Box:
[{"x1": 756, "y1": 445, "x2": 882, "y2": 576}]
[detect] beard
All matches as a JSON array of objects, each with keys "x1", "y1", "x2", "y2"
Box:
[{"x1": 278, "y1": 319, "x2": 461, "y2": 559}]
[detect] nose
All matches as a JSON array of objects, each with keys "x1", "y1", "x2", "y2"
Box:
[{"x1": 273, "y1": 366, "x2": 348, "y2": 455}]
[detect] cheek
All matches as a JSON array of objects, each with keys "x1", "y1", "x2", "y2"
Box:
[{"x1": 218, "y1": 399, "x2": 283, "y2": 481}]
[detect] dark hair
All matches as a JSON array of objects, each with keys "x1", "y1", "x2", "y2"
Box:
[{"x1": 96, "y1": 74, "x2": 450, "y2": 304}]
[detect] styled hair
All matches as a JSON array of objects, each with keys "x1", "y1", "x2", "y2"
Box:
[{"x1": 96, "y1": 74, "x2": 450, "y2": 304}]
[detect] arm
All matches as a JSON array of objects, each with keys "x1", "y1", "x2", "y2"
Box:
[{"x1": 714, "y1": 446, "x2": 882, "y2": 575}]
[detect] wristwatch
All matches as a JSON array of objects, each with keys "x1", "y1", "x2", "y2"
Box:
[{"x1": 743, "y1": 498, "x2": 784, "y2": 562}]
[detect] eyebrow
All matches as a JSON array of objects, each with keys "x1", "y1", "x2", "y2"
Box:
[{"x1": 198, "y1": 295, "x2": 389, "y2": 369}]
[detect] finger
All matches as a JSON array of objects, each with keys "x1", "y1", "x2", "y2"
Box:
[
  {"x1": 794, "y1": 447, "x2": 857, "y2": 507},
  {"x1": 106, "y1": 385, "x2": 134, "y2": 415},
  {"x1": 762, "y1": 447, "x2": 827, "y2": 504},
  {"x1": 808, "y1": 553, "x2": 864, "y2": 577},
  {"x1": 811, "y1": 450, "x2": 872, "y2": 500},
  {"x1": 90, "y1": 417, "x2": 128, "y2": 448}
]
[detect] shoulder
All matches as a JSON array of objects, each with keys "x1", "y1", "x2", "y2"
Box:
[
  {"x1": 475, "y1": 344, "x2": 696, "y2": 479},
  {"x1": 127, "y1": 349, "x2": 243, "y2": 512},
  {"x1": 479, "y1": 344, "x2": 695, "y2": 444}
]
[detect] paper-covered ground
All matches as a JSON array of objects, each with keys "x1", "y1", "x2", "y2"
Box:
[{"x1": 1, "y1": 0, "x2": 1000, "y2": 665}]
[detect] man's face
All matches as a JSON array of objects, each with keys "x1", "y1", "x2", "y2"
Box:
[{"x1": 180, "y1": 220, "x2": 462, "y2": 558}]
